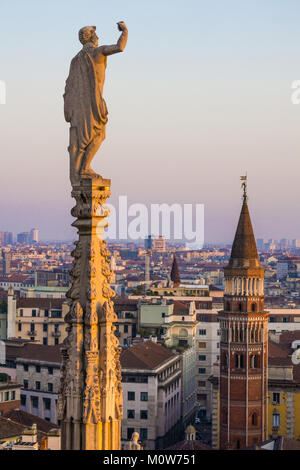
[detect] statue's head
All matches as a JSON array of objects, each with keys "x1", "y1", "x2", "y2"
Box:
[
  {"x1": 131, "y1": 432, "x2": 139, "y2": 443},
  {"x1": 78, "y1": 26, "x2": 98, "y2": 47}
]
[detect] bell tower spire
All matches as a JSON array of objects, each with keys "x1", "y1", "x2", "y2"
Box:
[{"x1": 218, "y1": 178, "x2": 269, "y2": 450}]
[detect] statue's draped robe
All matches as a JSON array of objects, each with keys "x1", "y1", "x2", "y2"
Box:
[{"x1": 64, "y1": 47, "x2": 108, "y2": 152}]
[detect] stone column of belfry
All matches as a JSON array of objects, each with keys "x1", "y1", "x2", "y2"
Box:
[
  {"x1": 218, "y1": 182, "x2": 268, "y2": 450},
  {"x1": 58, "y1": 176, "x2": 123, "y2": 450}
]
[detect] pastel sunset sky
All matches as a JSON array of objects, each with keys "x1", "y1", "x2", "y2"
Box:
[{"x1": 0, "y1": 0, "x2": 299, "y2": 243}]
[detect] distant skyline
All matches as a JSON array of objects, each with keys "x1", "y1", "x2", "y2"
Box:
[{"x1": 0, "y1": 0, "x2": 300, "y2": 243}]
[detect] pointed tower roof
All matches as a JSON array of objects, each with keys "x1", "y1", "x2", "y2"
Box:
[
  {"x1": 170, "y1": 254, "x2": 181, "y2": 287},
  {"x1": 227, "y1": 181, "x2": 261, "y2": 269}
]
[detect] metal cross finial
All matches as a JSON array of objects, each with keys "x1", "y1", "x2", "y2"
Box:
[{"x1": 240, "y1": 174, "x2": 247, "y2": 199}]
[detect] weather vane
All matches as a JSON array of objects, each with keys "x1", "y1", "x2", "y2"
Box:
[{"x1": 240, "y1": 174, "x2": 247, "y2": 198}]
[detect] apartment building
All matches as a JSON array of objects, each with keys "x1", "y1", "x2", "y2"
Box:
[
  {"x1": 195, "y1": 309, "x2": 220, "y2": 420},
  {"x1": 120, "y1": 340, "x2": 182, "y2": 450},
  {"x1": 7, "y1": 288, "x2": 68, "y2": 345},
  {"x1": 0, "y1": 340, "x2": 61, "y2": 424},
  {"x1": 139, "y1": 298, "x2": 198, "y2": 426},
  {"x1": 113, "y1": 297, "x2": 139, "y2": 347},
  {"x1": 0, "y1": 373, "x2": 21, "y2": 414},
  {"x1": 15, "y1": 343, "x2": 61, "y2": 424}
]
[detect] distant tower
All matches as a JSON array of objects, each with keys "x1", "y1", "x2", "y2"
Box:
[
  {"x1": 170, "y1": 254, "x2": 180, "y2": 287},
  {"x1": 145, "y1": 251, "x2": 150, "y2": 285},
  {"x1": 218, "y1": 177, "x2": 269, "y2": 450},
  {"x1": 7, "y1": 285, "x2": 16, "y2": 339},
  {"x1": 30, "y1": 228, "x2": 39, "y2": 244},
  {"x1": 2, "y1": 250, "x2": 11, "y2": 275}
]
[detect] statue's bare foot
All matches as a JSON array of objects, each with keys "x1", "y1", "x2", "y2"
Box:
[{"x1": 80, "y1": 168, "x2": 100, "y2": 179}]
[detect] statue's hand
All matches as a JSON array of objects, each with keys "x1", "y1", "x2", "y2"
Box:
[{"x1": 117, "y1": 21, "x2": 127, "y2": 32}]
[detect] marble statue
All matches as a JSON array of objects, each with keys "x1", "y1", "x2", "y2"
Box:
[
  {"x1": 64, "y1": 22, "x2": 128, "y2": 185},
  {"x1": 128, "y1": 432, "x2": 141, "y2": 450}
]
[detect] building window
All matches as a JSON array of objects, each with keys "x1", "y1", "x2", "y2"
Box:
[
  {"x1": 35, "y1": 381, "x2": 41, "y2": 390},
  {"x1": 198, "y1": 342, "x2": 206, "y2": 349},
  {"x1": 11, "y1": 391, "x2": 16, "y2": 400},
  {"x1": 18, "y1": 322, "x2": 22, "y2": 332},
  {"x1": 251, "y1": 355, "x2": 259, "y2": 369},
  {"x1": 199, "y1": 330, "x2": 206, "y2": 336},
  {"x1": 48, "y1": 383, "x2": 53, "y2": 393},
  {"x1": 4, "y1": 391, "x2": 9, "y2": 401},
  {"x1": 21, "y1": 394, "x2": 26, "y2": 406},
  {"x1": 30, "y1": 323, "x2": 35, "y2": 333},
  {"x1": 128, "y1": 391, "x2": 135, "y2": 401},
  {"x1": 45, "y1": 310, "x2": 49, "y2": 317},
  {"x1": 43, "y1": 337, "x2": 48, "y2": 345},
  {"x1": 217, "y1": 343, "x2": 220, "y2": 348},
  {"x1": 124, "y1": 325, "x2": 128, "y2": 333},
  {"x1": 140, "y1": 428, "x2": 148, "y2": 440},
  {"x1": 127, "y1": 376, "x2": 136, "y2": 383},
  {"x1": 54, "y1": 338, "x2": 59, "y2": 345},
  {"x1": 198, "y1": 381, "x2": 206, "y2": 387},
  {"x1": 140, "y1": 410, "x2": 148, "y2": 420},
  {"x1": 141, "y1": 392, "x2": 148, "y2": 402},
  {"x1": 36, "y1": 365, "x2": 41, "y2": 373},
  {"x1": 32, "y1": 309, "x2": 37, "y2": 317},
  {"x1": 127, "y1": 409, "x2": 135, "y2": 419},
  {"x1": 48, "y1": 367, "x2": 53, "y2": 375},
  {"x1": 272, "y1": 412, "x2": 280, "y2": 428},
  {"x1": 251, "y1": 413, "x2": 258, "y2": 426},
  {"x1": 198, "y1": 368, "x2": 206, "y2": 374},
  {"x1": 283, "y1": 317, "x2": 290, "y2": 323},
  {"x1": 44, "y1": 398, "x2": 51, "y2": 410},
  {"x1": 24, "y1": 364, "x2": 28, "y2": 371},
  {"x1": 20, "y1": 309, "x2": 23, "y2": 317},
  {"x1": 32, "y1": 396, "x2": 39, "y2": 408},
  {"x1": 251, "y1": 303, "x2": 256, "y2": 312},
  {"x1": 43, "y1": 323, "x2": 48, "y2": 332},
  {"x1": 51, "y1": 310, "x2": 62, "y2": 319},
  {"x1": 127, "y1": 428, "x2": 134, "y2": 440},
  {"x1": 198, "y1": 355, "x2": 206, "y2": 361},
  {"x1": 235, "y1": 354, "x2": 244, "y2": 369},
  {"x1": 23, "y1": 380, "x2": 28, "y2": 389},
  {"x1": 272, "y1": 393, "x2": 280, "y2": 405}
]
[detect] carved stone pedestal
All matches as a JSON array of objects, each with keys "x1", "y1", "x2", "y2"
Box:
[{"x1": 59, "y1": 176, "x2": 123, "y2": 450}]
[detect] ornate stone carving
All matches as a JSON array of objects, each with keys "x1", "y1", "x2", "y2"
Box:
[{"x1": 60, "y1": 178, "x2": 123, "y2": 450}]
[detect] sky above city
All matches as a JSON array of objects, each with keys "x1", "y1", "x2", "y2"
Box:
[{"x1": 0, "y1": 0, "x2": 300, "y2": 243}]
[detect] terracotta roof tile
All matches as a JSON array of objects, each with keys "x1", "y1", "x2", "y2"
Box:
[
  {"x1": 120, "y1": 341, "x2": 176, "y2": 370},
  {"x1": 2, "y1": 409, "x2": 58, "y2": 433},
  {"x1": 17, "y1": 298, "x2": 65, "y2": 309}
]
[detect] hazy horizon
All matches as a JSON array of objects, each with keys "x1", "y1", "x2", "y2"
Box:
[{"x1": 1, "y1": 0, "x2": 300, "y2": 244}]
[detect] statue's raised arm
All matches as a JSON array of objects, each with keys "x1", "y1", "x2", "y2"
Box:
[
  {"x1": 64, "y1": 22, "x2": 128, "y2": 186},
  {"x1": 100, "y1": 22, "x2": 128, "y2": 56}
]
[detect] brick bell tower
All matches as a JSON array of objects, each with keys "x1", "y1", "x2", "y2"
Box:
[{"x1": 218, "y1": 177, "x2": 268, "y2": 450}]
